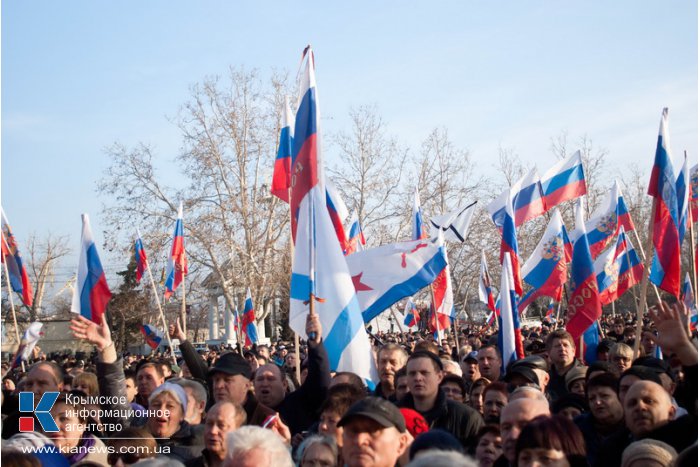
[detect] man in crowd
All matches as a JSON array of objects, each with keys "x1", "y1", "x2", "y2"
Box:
[
  {"x1": 374, "y1": 343, "x2": 408, "y2": 401},
  {"x1": 495, "y1": 394, "x2": 550, "y2": 466},
  {"x1": 187, "y1": 401, "x2": 246, "y2": 467},
  {"x1": 460, "y1": 351, "x2": 481, "y2": 392},
  {"x1": 545, "y1": 329, "x2": 583, "y2": 401},
  {"x1": 253, "y1": 313, "x2": 329, "y2": 435},
  {"x1": 338, "y1": 397, "x2": 409, "y2": 467},
  {"x1": 399, "y1": 350, "x2": 483, "y2": 451},
  {"x1": 477, "y1": 345, "x2": 502, "y2": 383}
]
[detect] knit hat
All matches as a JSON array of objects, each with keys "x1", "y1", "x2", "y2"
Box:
[
  {"x1": 621, "y1": 439, "x2": 678, "y2": 467},
  {"x1": 399, "y1": 408, "x2": 429, "y2": 438},
  {"x1": 149, "y1": 382, "x2": 188, "y2": 414}
]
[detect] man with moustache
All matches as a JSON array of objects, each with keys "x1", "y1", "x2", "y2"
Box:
[
  {"x1": 374, "y1": 343, "x2": 408, "y2": 401},
  {"x1": 186, "y1": 401, "x2": 247, "y2": 467}
]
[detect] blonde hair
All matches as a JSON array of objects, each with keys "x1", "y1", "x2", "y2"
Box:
[{"x1": 72, "y1": 372, "x2": 99, "y2": 397}]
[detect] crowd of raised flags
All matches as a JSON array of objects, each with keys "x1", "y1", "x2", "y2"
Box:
[{"x1": 1, "y1": 49, "x2": 698, "y2": 382}]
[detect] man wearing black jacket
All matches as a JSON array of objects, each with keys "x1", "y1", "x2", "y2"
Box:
[
  {"x1": 398, "y1": 350, "x2": 483, "y2": 452},
  {"x1": 253, "y1": 313, "x2": 329, "y2": 435}
]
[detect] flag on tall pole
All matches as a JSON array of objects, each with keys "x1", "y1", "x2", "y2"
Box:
[
  {"x1": 565, "y1": 200, "x2": 603, "y2": 344},
  {"x1": 140, "y1": 324, "x2": 163, "y2": 350},
  {"x1": 681, "y1": 273, "x2": 697, "y2": 330},
  {"x1": 429, "y1": 201, "x2": 477, "y2": 243},
  {"x1": 242, "y1": 288, "x2": 259, "y2": 347},
  {"x1": 164, "y1": 202, "x2": 188, "y2": 300},
  {"x1": 271, "y1": 96, "x2": 294, "y2": 202},
  {"x1": 1, "y1": 209, "x2": 33, "y2": 307},
  {"x1": 594, "y1": 229, "x2": 644, "y2": 305},
  {"x1": 413, "y1": 189, "x2": 426, "y2": 240},
  {"x1": 498, "y1": 252, "x2": 523, "y2": 373},
  {"x1": 478, "y1": 251, "x2": 497, "y2": 315},
  {"x1": 540, "y1": 150, "x2": 587, "y2": 210},
  {"x1": 325, "y1": 180, "x2": 350, "y2": 252},
  {"x1": 676, "y1": 153, "x2": 690, "y2": 247},
  {"x1": 487, "y1": 186, "x2": 524, "y2": 295},
  {"x1": 585, "y1": 181, "x2": 636, "y2": 258},
  {"x1": 345, "y1": 210, "x2": 366, "y2": 255},
  {"x1": 134, "y1": 230, "x2": 148, "y2": 284},
  {"x1": 647, "y1": 108, "x2": 681, "y2": 296},
  {"x1": 71, "y1": 214, "x2": 112, "y2": 324},
  {"x1": 403, "y1": 299, "x2": 420, "y2": 329},
  {"x1": 690, "y1": 164, "x2": 698, "y2": 223},
  {"x1": 518, "y1": 209, "x2": 571, "y2": 312},
  {"x1": 488, "y1": 169, "x2": 546, "y2": 228},
  {"x1": 288, "y1": 47, "x2": 377, "y2": 386}
]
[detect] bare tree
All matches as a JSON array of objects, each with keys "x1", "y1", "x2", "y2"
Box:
[
  {"x1": 25, "y1": 233, "x2": 71, "y2": 321},
  {"x1": 328, "y1": 105, "x2": 407, "y2": 245}
]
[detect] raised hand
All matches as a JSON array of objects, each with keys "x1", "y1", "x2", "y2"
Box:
[
  {"x1": 649, "y1": 301, "x2": 697, "y2": 366},
  {"x1": 70, "y1": 314, "x2": 112, "y2": 351}
]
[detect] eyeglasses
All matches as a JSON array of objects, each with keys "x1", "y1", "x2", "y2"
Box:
[{"x1": 107, "y1": 452, "x2": 143, "y2": 465}]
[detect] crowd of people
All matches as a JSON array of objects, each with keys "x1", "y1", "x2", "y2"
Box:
[{"x1": 0, "y1": 300, "x2": 696, "y2": 466}]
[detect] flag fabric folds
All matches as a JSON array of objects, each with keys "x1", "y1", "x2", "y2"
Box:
[
  {"x1": 242, "y1": 288, "x2": 259, "y2": 346},
  {"x1": 345, "y1": 238, "x2": 448, "y2": 323},
  {"x1": 134, "y1": 229, "x2": 148, "y2": 284},
  {"x1": 488, "y1": 187, "x2": 524, "y2": 295},
  {"x1": 594, "y1": 229, "x2": 643, "y2": 305},
  {"x1": 11, "y1": 322, "x2": 43, "y2": 369},
  {"x1": 71, "y1": 214, "x2": 112, "y2": 324},
  {"x1": 518, "y1": 209, "x2": 570, "y2": 312},
  {"x1": 488, "y1": 169, "x2": 546, "y2": 228},
  {"x1": 1, "y1": 209, "x2": 33, "y2": 307},
  {"x1": 288, "y1": 48, "x2": 377, "y2": 385},
  {"x1": 325, "y1": 180, "x2": 350, "y2": 253},
  {"x1": 647, "y1": 108, "x2": 681, "y2": 296},
  {"x1": 271, "y1": 97, "x2": 294, "y2": 202},
  {"x1": 565, "y1": 200, "x2": 603, "y2": 341},
  {"x1": 164, "y1": 202, "x2": 188, "y2": 300},
  {"x1": 413, "y1": 189, "x2": 426, "y2": 240},
  {"x1": 540, "y1": 150, "x2": 587, "y2": 209},
  {"x1": 428, "y1": 201, "x2": 477, "y2": 243},
  {"x1": 478, "y1": 251, "x2": 497, "y2": 314},
  {"x1": 140, "y1": 324, "x2": 162, "y2": 350},
  {"x1": 676, "y1": 154, "x2": 689, "y2": 247},
  {"x1": 690, "y1": 164, "x2": 698, "y2": 223},
  {"x1": 345, "y1": 210, "x2": 366, "y2": 255},
  {"x1": 498, "y1": 252, "x2": 523, "y2": 374},
  {"x1": 681, "y1": 273, "x2": 697, "y2": 331},
  {"x1": 403, "y1": 299, "x2": 420, "y2": 329},
  {"x1": 581, "y1": 322, "x2": 599, "y2": 365},
  {"x1": 585, "y1": 181, "x2": 636, "y2": 258}
]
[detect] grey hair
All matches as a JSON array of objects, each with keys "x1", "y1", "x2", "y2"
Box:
[
  {"x1": 441, "y1": 359, "x2": 463, "y2": 377},
  {"x1": 170, "y1": 378, "x2": 208, "y2": 406},
  {"x1": 224, "y1": 426, "x2": 293, "y2": 467},
  {"x1": 407, "y1": 450, "x2": 477, "y2": 467},
  {"x1": 295, "y1": 435, "x2": 338, "y2": 465},
  {"x1": 508, "y1": 385, "x2": 548, "y2": 402}
]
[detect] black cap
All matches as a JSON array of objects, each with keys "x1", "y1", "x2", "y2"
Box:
[
  {"x1": 633, "y1": 356, "x2": 673, "y2": 378},
  {"x1": 504, "y1": 366, "x2": 540, "y2": 385},
  {"x1": 525, "y1": 339, "x2": 546, "y2": 353},
  {"x1": 512, "y1": 355, "x2": 549, "y2": 372},
  {"x1": 620, "y1": 366, "x2": 662, "y2": 385},
  {"x1": 597, "y1": 339, "x2": 616, "y2": 353},
  {"x1": 338, "y1": 397, "x2": 406, "y2": 433},
  {"x1": 208, "y1": 352, "x2": 252, "y2": 380}
]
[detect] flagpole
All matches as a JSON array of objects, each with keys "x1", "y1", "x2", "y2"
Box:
[
  {"x1": 689, "y1": 212, "x2": 697, "y2": 298},
  {"x1": 143, "y1": 247, "x2": 178, "y2": 367},
  {"x1": 555, "y1": 301, "x2": 562, "y2": 327},
  {"x1": 286, "y1": 184, "x2": 301, "y2": 384},
  {"x1": 629, "y1": 225, "x2": 663, "y2": 304},
  {"x1": 632, "y1": 198, "x2": 662, "y2": 361},
  {"x1": 1, "y1": 249, "x2": 23, "y2": 352},
  {"x1": 180, "y1": 253, "x2": 187, "y2": 338}
]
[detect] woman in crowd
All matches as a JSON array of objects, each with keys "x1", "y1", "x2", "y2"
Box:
[
  {"x1": 296, "y1": 435, "x2": 338, "y2": 467},
  {"x1": 48, "y1": 392, "x2": 109, "y2": 466},
  {"x1": 72, "y1": 372, "x2": 99, "y2": 398},
  {"x1": 474, "y1": 424, "x2": 502, "y2": 467},
  {"x1": 515, "y1": 416, "x2": 587, "y2": 467},
  {"x1": 468, "y1": 377, "x2": 490, "y2": 415}
]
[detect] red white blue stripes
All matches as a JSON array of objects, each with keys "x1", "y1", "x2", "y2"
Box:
[
  {"x1": 498, "y1": 252, "x2": 523, "y2": 373},
  {"x1": 648, "y1": 108, "x2": 681, "y2": 296},
  {"x1": 1, "y1": 209, "x2": 33, "y2": 307},
  {"x1": 134, "y1": 229, "x2": 148, "y2": 284},
  {"x1": 71, "y1": 214, "x2": 112, "y2": 324},
  {"x1": 271, "y1": 97, "x2": 294, "y2": 202},
  {"x1": 541, "y1": 150, "x2": 587, "y2": 210},
  {"x1": 594, "y1": 229, "x2": 643, "y2": 305},
  {"x1": 242, "y1": 288, "x2": 258, "y2": 346},
  {"x1": 164, "y1": 202, "x2": 187, "y2": 300}
]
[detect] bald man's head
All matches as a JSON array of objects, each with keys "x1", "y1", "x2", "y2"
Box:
[
  {"x1": 500, "y1": 397, "x2": 551, "y2": 463},
  {"x1": 624, "y1": 380, "x2": 676, "y2": 437}
]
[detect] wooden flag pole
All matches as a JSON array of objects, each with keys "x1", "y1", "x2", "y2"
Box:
[
  {"x1": 144, "y1": 250, "x2": 178, "y2": 367},
  {"x1": 632, "y1": 199, "x2": 662, "y2": 361},
  {"x1": 287, "y1": 185, "x2": 301, "y2": 384},
  {"x1": 2, "y1": 252, "x2": 25, "y2": 373},
  {"x1": 180, "y1": 253, "x2": 187, "y2": 338}
]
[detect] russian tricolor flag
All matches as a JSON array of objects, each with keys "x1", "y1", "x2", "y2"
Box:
[
  {"x1": 488, "y1": 187, "x2": 523, "y2": 295},
  {"x1": 498, "y1": 252, "x2": 524, "y2": 373},
  {"x1": 242, "y1": 288, "x2": 258, "y2": 347},
  {"x1": 134, "y1": 229, "x2": 148, "y2": 284},
  {"x1": 345, "y1": 210, "x2": 366, "y2": 255},
  {"x1": 690, "y1": 164, "x2": 698, "y2": 223},
  {"x1": 648, "y1": 108, "x2": 681, "y2": 297},
  {"x1": 565, "y1": 200, "x2": 602, "y2": 343},
  {"x1": 71, "y1": 214, "x2": 112, "y2": 324},
  {"x1": 488, "y1": 169, "x2": 546, "y2": 228},
  {"x1": 585, "y1": 181, "x2": 635, "y2": 258},
  {"x1": 676, "y1": 153, "x2": 690, "y2": 247},
  {"x1": 325, "y1": 180, "x2": 350, "y2": 253},
  {"x1": 140, "y1": 324, "x2": 162, "y2": 350},
  {"x1": 271, "y1": 97, "x2": 294, "y2": 202},
  {"x1": 1, "y1": 209, "x2": 33, "y2": 307},
  {"x1": 164, "y1": 202, "x2": 188, "y2": 300},
  {"x1": 478, "y1": 251, "x2": 497, "y2": 315},
  {"x1": 541, "y1": 150, "x2": 587, "y2": 210},
  {"x1": 413, "y1": 189, "x2": 426, "y2": 240},
  {"x1": 594, "y1": 229, "x2": 643, "y2": 305},
  {"x1": 518, "y1": 209, "x2": 570, "y2": 312},
  {"x1": 681, "y1": 273, "x2": 697, "y2": 331},
  {"x1": 403, "y1": 299, "x2": 420, "y2": 328}
]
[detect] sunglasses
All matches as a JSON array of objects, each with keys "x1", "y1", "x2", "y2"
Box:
[{"x1": 107, "y1": 452, "x2": 144, "y2": 465}]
